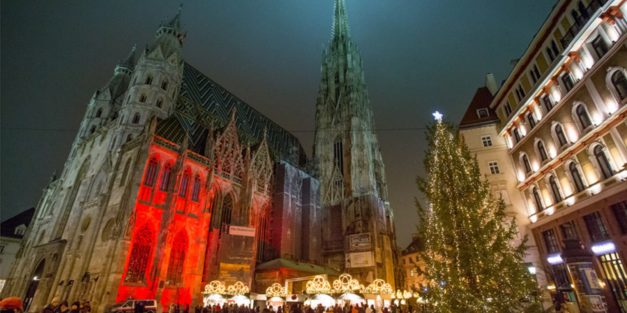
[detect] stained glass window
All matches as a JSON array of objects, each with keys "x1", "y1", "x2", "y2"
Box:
[
  {"x1": 167, "y1": 232, "x2": 187, "y2": 286},
  {"x1": 144, "y1": 158, "x2": 158, "y2": 187},
  {"x1": 125, "y1": 224, "x2": 154, "y2": 283}
]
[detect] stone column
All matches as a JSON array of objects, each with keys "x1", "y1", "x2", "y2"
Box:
[{"x1": 561, "y1": 238, "x2": 606, "y2": 313}]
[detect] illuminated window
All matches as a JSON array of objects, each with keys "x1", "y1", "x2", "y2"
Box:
[
  {"x1": 143, "y1": 158, "x2": 158, "y2": 187},
  {"x1": 562, "y1": 75, "x2": 575, "y2": 92},
  {"x1": 522, "y1": 155, "x2": 532, "y2": 174},
  {"x1": 576, "y1": 105, "x2": 592, "y2": 129},
  {"x1": 583, "y1": 211, "x2": 610, "y2": 242},
  {"x1": 191, "y1": 174, "x2": 201, "y2": 202},
  {"x1": 167, "y1": 231, "x2": 187, "y2": 286},
  {"x1": 481, "y1": 136, "x2": 492, "y2": 147},
  {"x1": 159, "y1": 163, "x2": 172, "y2": 191},
  {"x1": 538, "y1": 141, "x2": 548, "y2": 161},
  {"x1": 549, "y1": 176, "x2": 562, "y2": 203},
  {"x1": 598, "y1": 253, "x2": 627, "y2": 312},
  {"x1": 611, "y1": 201, "x2": 627, "y2": 234},
  {"x1": 542, "y1": 229, "x2": 560, "y2": 253},
  {"x1": 125, "y1": 224, "x2": 154, "y2": 283},
  {"x1": 410, "y1": 269, "x2": 414, "y2": 277},
  {"x1": 569, "y1": 163, "x2": 585, "y2": 193},
  {"x1": 533, "y1": 187, "x2": 543, "y2": 212},
  {"x1": 555, "y1": 124, "x2": 568, "y2": 147},
  {"x1": 527, "y1": 113, "x2": 537, "y2": 129},
  {"x1": 513, "y1": 128, "x2": 521, "y2": 143},
  {"x1": 179, "y1": 170, "x2": 190, "y2": 197},
  {"x1": 488, "y1": 161, "x2": 500, "y2": 175},
  {"x1": 612, "y1": 71, "x2": 627, "y2": 100},
  {"x1": 560, "y1": 221, "x2": 579, "y2": 239},
  {"x1": 594, "y1": 146, "x2": 613, "y2": 179},
  {"x1": 592, "y1": 36, "x2": 609, "y2": 59},
  {"x1": 543, "y1": 95, "x2": 553, "y2": 112},
  {"x1": 504, "y1": 102, "x2": 512, "y2": 116}
]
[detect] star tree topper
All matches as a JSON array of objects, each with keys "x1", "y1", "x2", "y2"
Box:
[{"x1": 432, "y1": 111, "x2": 443, "y2": 121}]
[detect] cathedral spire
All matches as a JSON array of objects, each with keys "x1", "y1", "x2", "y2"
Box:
[
  {"x1": 332, "y1": 0, "x2": 351, "y2": 40},
  {"x1": 117, "y1": 44, "x2": 136, "y2": 72}
]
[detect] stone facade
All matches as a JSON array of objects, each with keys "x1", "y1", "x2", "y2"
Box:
[
  {"x1": 487, "y1": 0, "x2": 627, "y2": 311},
  {"x1": 313, "y1": 0, "x2": 401, "y2": 288},
  {"x1": 1, "y1": 1, "x2": 402, "y2": 312}
]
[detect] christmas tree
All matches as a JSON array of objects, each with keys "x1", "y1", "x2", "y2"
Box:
[{"x1": 415, "y1": 117, "x2": 544, "y2": 312}]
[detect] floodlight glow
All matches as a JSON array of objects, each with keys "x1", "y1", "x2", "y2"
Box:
[
  {"x1": 591, "y1": 241, "x2": 616, "y2": 255},
  {"x1": 547, "y1": 253, "x2": 563, "y2": 265}
]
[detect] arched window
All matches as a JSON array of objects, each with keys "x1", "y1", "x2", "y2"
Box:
[
  {"x1": 156, "y1": 99, "x2": 163, "y2": 108},
  {"x1": 167, "y1": 231, "x2": 187, "y2": 286},
  {"x1": 132, "y1": 114, "x2": 140, "y2": 124},
  {"x1": 533, "y1": 187, "x2": 543, "y2": 212},
  {"x1": 120, "y1": 159, "x2": 132, "y2": 187},
  {"x1": 125, "y1": 224, "x2": 154, "y2": 283},
  {"x1": 572, "y1": 10, "x2": 581, "y2": 25},
  {"x1": 145, "y1": 75, "x2": 153, "y2": 85},
  {"x1": 191, "y1": 174, "x2": 201, "y2": 202},
  {"x1": 126, "y1": 134, "x2": 133, "y2": 143},
  {"x1": 161, "y1": 80, "x2": 168, "y2": 91},
  {"x1": 143, "y1": 158, "x2": 158, "y2": 187},
  {"x1": 569, "y1": 162, "x2": 585, "y2": 193},
  {"x1": 220, "y1": 194, "x2": 233, "y2": 228},
  {"x1": 576, "y1": 105, "x2": 592, "y2": 129},
  {"x1": 140, "y1": 94, "x2": 147, "y2": 103},
  {"x1": 555, "y1": 124, "x2": 568, "y2": 147},
  {"x1": 334, "y1": 136, "x2": 344, "y2": 176},
  {"x1": 160, "y1": 163, "x2": 172, "y2": 191},
  {"x1": 547, "y1": 47, "x2": 556, "y2": 62},
  {"x1": 527, "y1": 113, "x2": 537, "y2": 129},
  {"x1": 551, "y1": 40, "x2": 559, "y2": 57},
  {"x1": 95, "y1": 109, "x2": 102, "y2": 118},
  {"x1": 594, "y1": 145, "x2": 613, "y2": 179},
  {"x1": 549, "y1": 176, "x2": 562, "y2": 203},
  {"x1": 612, "y1": 71, "x2": 627, "y2": 100},
  {"x1": 522, "y1": 154, "x2": 532, "y2": 174},
  {"x1": 538, "y1": 141, "x2": 549, "y2": 161},
  {"x1": 179, "y1": 169, "x2": 190, "y2": 197}
]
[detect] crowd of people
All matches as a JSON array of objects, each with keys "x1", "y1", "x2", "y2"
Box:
[
  {"x1": 0, "y1": 297, "x2": 92, "y2": 313},
  {"x1": 187, "y1": 303, "x2": 414, "y2": 313}
]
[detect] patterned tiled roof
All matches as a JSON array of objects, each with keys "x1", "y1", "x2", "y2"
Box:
[{"x1": 156, "y1": 63, "x2": 307, "y2": 167}]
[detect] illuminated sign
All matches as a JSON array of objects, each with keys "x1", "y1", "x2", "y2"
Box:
[
  {"x1": 591, "y1": 240, "x2": 616, "y2": 255},
  {"x1": 547, "y1": 253, "x2": 564, "y2": 265}
]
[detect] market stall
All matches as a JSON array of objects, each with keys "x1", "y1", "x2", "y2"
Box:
[
  {"x1": 302, "y1": 274, "x2": 395, "y2": 311},
  {"x1": 202, "y1": 281, "x2": 251, "y2": 308},
  {"x1": 265, "y1": 283, "x2": 288, "y2": 311}
]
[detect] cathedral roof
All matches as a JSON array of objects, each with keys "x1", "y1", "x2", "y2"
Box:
[
  {"x1": 155, "y1": 63, "x2": 307, "y2": 168},
  {"x1": 1, "y1": 208, "x2": 35, "y2": 239},
  {"x1": 459, "y1": 87, "x2": 498, "y2": 129}
]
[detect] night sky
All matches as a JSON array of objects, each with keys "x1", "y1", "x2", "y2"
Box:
[{"x1": 1, "y1": 0, "x2": 557, "y2": 248}]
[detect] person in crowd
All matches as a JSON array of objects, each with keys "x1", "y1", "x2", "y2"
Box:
[
  {"x1": 195, "y1": 304, "x2": 201, "y2": 313},
  {"x1": 185, "y1": 304, "x2": 190, "y2": 313},
  {"x1": 134, "y1": 301, "x2": 145, "y2": 313},
  {"x1": 59, "y1": 302, "x2": 69, "y2": 313},
  {"x1": 42, "y1": 298, "x2": 61, "y2": 313},
  {"x1": 0, "y1": 297, "x2": 24, "y2": 313}
]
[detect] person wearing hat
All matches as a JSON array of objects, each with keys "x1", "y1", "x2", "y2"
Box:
[{"x1": 42, "y1": 298, "x2": 61, "y2": 313}]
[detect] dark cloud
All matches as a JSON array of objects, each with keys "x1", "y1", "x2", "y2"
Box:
[{"x1": 0, "y1": 0, "x2": 556, "y2": 247}]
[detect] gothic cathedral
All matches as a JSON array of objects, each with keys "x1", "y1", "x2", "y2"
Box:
[{"x1": 1, "y1": 1, "x2": 401, "y2": 312}]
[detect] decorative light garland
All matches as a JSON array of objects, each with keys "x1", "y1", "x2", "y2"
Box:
[
  {"x1": 226, "y1": 281, "x2": 250, "y2": 295},
  {"x1": 203, "y1": 281, "x2": 226, "y2": 295},
  {"x1": 266, "y1": 283, "x2": 288, "y2": 298},
  {"x1": 363, "y1": 279, "x2": 393, "y2": 295},
  {"x1": 305, "y1": 276, "x2": 332, "y2": 294}
]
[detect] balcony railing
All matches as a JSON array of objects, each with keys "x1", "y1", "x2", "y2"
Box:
[{"x1": 560, "y1": 0, "x2": 609, "y2": 48}]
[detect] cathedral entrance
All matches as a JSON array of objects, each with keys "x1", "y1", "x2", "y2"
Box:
[{"x1": 24, "y1": 259, "x2": 45, "y2": 311}]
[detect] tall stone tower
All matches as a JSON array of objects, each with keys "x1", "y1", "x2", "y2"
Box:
[{"x1": 314, "y1": 0, "x2": 399, "y2": 287}]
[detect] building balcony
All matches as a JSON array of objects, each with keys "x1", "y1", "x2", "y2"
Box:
[{"x1": 560, "y1": 0, "x2": 609, "y2": 49}]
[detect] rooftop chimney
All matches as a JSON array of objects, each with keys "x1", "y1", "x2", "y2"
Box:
[{"x1": 485, "y1": 73, "x2": 498, "y2": 96}]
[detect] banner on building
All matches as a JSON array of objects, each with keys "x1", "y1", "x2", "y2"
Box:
[
  {"x1": 350, "y1": 234, "x2": 371, "y2": 250},
  {"x1": 229, "y1": 226, "x2": 256, "y2": 237},
  {"x1": 345, "y1": 252, "x2": 374, "y2": 268},
  {"x1": 219, "y1": 263, "x2": 251, "y2": 286}
]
